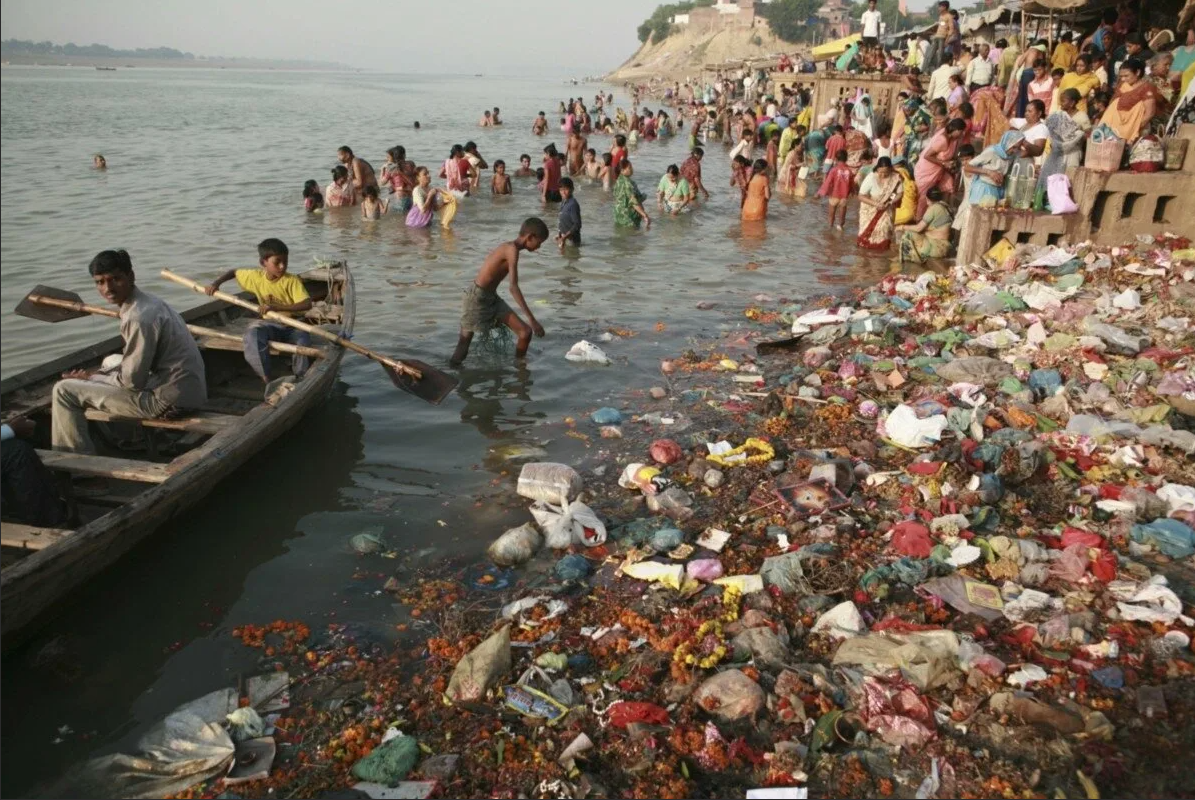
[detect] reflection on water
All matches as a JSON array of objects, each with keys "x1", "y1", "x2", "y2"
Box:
[
  {"x1": 0, "y1": 66, "x2": 896, "y2": 797},
  {"x1": 0, "y1": 384, "x2": 365, "y2": 795}
]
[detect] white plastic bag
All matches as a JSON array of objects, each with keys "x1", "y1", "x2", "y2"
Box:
[
  {"x1": 564, "y1": 340, "x2": 611, "y2": 365},
  {"x1": 517, "y1": 462, "x2": 583, "y2": 504},
  {"x1": 1047, "y1": 173, "x2": 1078, "y2": 214},
  {"x1": 531, "y1": 500, "x2": 607, "y2": 549},
  {"x1": 881, "y1": 404, "x2": 948, "y2": 448}
]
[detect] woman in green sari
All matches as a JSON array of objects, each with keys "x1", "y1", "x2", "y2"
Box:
[
  {"x1": 896, "y1": 187, "x2": 954, "y2": 263},
  {"x1": 613, "y1": 159, "x2": 652, "y2": 229}
]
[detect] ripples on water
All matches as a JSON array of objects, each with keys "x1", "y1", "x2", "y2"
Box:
[{"x1": 0, "y1": 67, "x2": 892, "y2": 795}]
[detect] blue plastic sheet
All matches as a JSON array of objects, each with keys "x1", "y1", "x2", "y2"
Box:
[{"x1": 1130, "y1": 518, "x2": 1195, "y2": 558}]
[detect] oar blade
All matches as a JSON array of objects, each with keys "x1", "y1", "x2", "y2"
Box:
[
  {"x1": 14, "y1": 286, "x2": 90, "y2": 322},
  {"x1": 384, "y1": 359, "x2": 459, "y2": 405}
]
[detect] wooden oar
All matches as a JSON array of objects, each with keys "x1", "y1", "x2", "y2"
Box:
[
  {"x1": 160, "y1": 270, "x2": 458, "y2": 405},
  {"x1": 14, "y1": 286, "x2": 323, "y2": 360}
]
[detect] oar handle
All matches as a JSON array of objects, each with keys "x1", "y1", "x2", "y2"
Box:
[
  {"x1": 160, "y1": 269, "x2": 422, "y2": 380},
  {"x1": 30, "y1": 294, "x2": 119, "y2": 319}
]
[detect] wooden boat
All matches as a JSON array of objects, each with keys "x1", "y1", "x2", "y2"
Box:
[{"x1": 0, "y1": 264, "x2": 354, "y2": 647}]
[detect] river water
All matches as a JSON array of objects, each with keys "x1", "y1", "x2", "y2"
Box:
[{"x1": 0, "y1": 67, "x2": 891, "y2": 795}]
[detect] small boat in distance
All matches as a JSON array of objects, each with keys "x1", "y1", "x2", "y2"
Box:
[
  {"x1": 95, "y1": 66, "x2": 116, "y2": 71},
  {"x1": 1, "y1": 263, "x2": 354, "y2": 647}
]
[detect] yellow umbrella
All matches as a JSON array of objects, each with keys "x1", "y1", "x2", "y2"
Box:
[{"x1": 811, "y1": 33, "x2": 861, "y2": 61}]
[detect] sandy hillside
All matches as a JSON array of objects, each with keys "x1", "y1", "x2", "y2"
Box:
[{"x1": 606, "y1": 23, "x2": 800, "y2": 83}]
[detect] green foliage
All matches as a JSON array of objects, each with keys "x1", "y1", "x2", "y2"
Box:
[
  {"x1": 760, "y1": 0, "x2": 823, "y2": 44},
  {"x1": 637, "y1": 0, "x2": 717, "y2": 44},
  {"x1": 1, "y1": 39, "x2": 194, "y2": 59}
]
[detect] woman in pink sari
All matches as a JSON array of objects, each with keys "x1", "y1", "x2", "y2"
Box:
[
  {"x1": 440, "y1": 145, "x2": 468, "y2": 193},
  {"x1": 913, "y1": 118, "x2": 966, "y2": 216}
]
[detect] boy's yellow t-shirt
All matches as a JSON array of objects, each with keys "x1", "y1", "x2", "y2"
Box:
[{"x1": 235, "y1": 269, "x2": 310, "y2": 316}]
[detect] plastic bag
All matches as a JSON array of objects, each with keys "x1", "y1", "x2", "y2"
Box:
[
  {"x1": 446, "y1": 625, "x2": 511, "y2": 702},
  {"x1": 564, "y1": 340, "x2": 611, "y2": 365},
  {"x1": 487, "y1": 523, "x2": 543, "y2": 566},
  {"x1": 694, "y1": 669, "x2": 766, "y2": 722},
  {"x1": 882, "y1": 405, "x2": 948, "y2": 448},
  {"x1": 687, "y1": 558, "x2": 724, "y2": 581},
  {"x1": 531, "y1": 500, "x2": 607, "y2": 549},
  {"x1": 51, "y1": 689, "x2": 237, "y2": 799},
  {"x1": 351, "y1": 733, "x2": 419, "y2": 786},
  {"x1": 517, "y1": 462, "x2": 583, "y2": 505},
  {"x1": 1047, "y1": 173, "x2": 1077, "y2": 214},
  {"x1": 810, "y1": 601, "x2": 866, "y2": 639}
]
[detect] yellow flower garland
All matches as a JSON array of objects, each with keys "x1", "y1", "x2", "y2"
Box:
[{"x1": 706, "y1": 437, "x2": 775, "y2": 468}]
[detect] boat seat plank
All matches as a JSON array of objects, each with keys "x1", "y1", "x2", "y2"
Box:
[
  {"x1": 35, "y1": 450, "x2": 169, "y2": 483},
  {"x1": 83, "y1": 409, "x2": 238, "y2": 434},
  {"x1": 1, "y1": 522, "x2": 72, "y2": 551}
]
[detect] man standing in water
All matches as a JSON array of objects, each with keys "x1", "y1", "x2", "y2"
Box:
[
  {"x1": 337, "y1": 146, "x2": 377, "y2": 194},
  {"x1": 566, "y1": 124, "x2": 587, "y2": 176}
]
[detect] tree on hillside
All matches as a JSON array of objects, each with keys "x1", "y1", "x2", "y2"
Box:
[
  {"x1": 637, "y1": 0, "x2": 717, "y2": 44},
  {"x1": 759, "y1": 0, "x2": 823, "y2": 44}
]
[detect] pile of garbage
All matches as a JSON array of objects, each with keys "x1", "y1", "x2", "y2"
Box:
[{"x1": 155, "y1": 235, "x2": 1193, "y2": 799}]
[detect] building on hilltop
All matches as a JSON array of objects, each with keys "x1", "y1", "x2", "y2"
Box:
[
  {"x1": 675, "y1": 0, "x2": 771, "y2": 31},
  {"x1": 817, "y1": 0, "x2": 852, "y2": 40}
]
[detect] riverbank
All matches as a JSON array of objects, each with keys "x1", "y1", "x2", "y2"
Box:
[{"x1": 88, "y1": 232, "x2": 1195, "y2": 800}]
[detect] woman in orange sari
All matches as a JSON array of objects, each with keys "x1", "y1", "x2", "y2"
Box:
[
  {"x1": 1100, "y1": 58, "x2": 1162, "y2": 142},
  {"x1": 970, "y1": 85, "x2": 1009, "y2": 149}
]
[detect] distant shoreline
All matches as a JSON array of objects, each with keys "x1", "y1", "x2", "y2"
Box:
[{"x1": 0, "y1": 54, "x2": 353, "y2": 71}]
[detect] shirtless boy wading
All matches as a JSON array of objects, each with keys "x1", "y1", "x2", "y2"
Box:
[{"x1": 450, "y1": 218, "x2": 548, "y2": 366}]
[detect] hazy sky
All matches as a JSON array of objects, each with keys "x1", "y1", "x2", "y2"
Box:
[{"x1": 0, "y1": 0, "x2": 661, "y2": 75}]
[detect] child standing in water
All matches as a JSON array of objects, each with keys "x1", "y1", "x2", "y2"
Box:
[
  {"x1": 583, "y1": 149, "x2": 601, "y2": 180},
  {"x1": 492, "y1": 160, "x2": 512, "y2": 195},
  {"x1": 600, "y1": 153, "x2": 613, "y2": 190},
  {"x1": 556, "y1": 177, "x2": 582, "y2": 250},
  {"x1": 450, "y1": 218, "x2": 549, "y2": 365},
  {"x1": 360, "y1": 185, "x2": 389, "y2": 219},
  {"x1": 817, "y1": 150, "x2": 853, "y2": 229},
  {"x1": 380, "y1": 146, "x2": 415, "y2": 213},
  {"x1": 303, "y1": 180, "x2": 324, "y2": 212},
  {"x1": 514, "y1": 155, "x2": 535, "y2": 178}
]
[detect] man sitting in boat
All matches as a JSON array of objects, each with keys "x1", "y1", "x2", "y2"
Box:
[
  {"x1": 2, "y1": 417, "x2": 68, "y2": 526},
  {"x1": 204, "y1": 238, "x2": 313, "y2": 391},
  {"x1": 51, "y1": 250, "x2": 208, "y2": 456}
]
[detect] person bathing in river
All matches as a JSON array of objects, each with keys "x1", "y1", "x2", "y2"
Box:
[
  {"x1": 92, "y1": 154, "x2": 107, "y2": 169},
  {"x1": 491, "y1": 160, "x2": 512, "y2": 195},
  {"x1": 532, "y1": 111, "x2": 548, "y2": 135},
  {"x1": 566, "y1": 124, "x2": 587, "y2": 175},
  {"x1": 360, "y1": 185, "x2": 389, "y2": 219},
  {"x1": 450, "y1": 217, "x2": 548, "y2": 365},
  {"x1": 481, "y1": 110, "x2": 494, "y2": 127},
  {"x1": 380, "y1": 146, "x2": 416, "y2": 213},
  {"x1": 556, "y1": 177, "x2": 582, "y2": 250},
  {"x1": 514, "y1": 154, "x2": 535, "y2": 178},
  {"x1": 464, "y1": 141, "x2": 488, "y2": 192},
  {"x1": 325, "y1": 165, "x2": 356, "y2": 207},
  {"x1": 583, "y1": 149, "x2": 601, "y2": 180},
  {"x1": 302, "y1": 180, "x2": 324, "y2": 212},
  {"x1": 337, "y1": 146, "x2": 377, "y2": 194},
  {"x1": 206, "y1": 238, "x2": 312, "y2": 389},
  {"x1": 492, "y1": 107, "x2": 502, "y2": 125}
]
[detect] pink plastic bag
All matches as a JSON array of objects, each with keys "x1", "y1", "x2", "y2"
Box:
[{"x1": 1047, "y1": 174, "x2": 1078, "y2": 215}]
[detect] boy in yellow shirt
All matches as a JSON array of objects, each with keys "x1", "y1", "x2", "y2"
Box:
[{"x1": 206, "y1": 238, "x2": 313, "y2": 387}]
